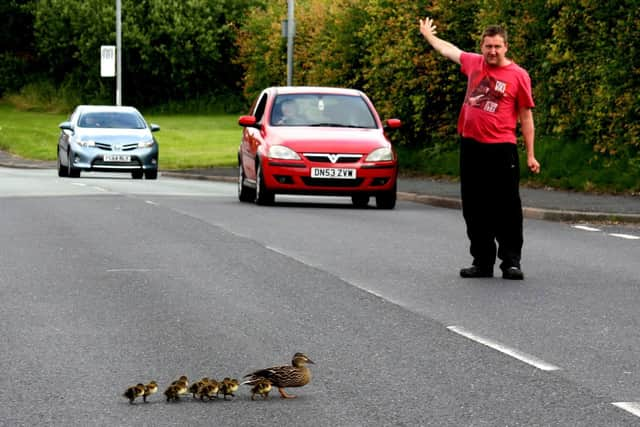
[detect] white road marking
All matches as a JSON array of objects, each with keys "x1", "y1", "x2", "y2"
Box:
[
  {"x1": 612, "y1": 402, "x2": 640, "y2": 418},
  {"x1": 265, "y1": 245, "x2": 319, "y2": 268},
  {"x1": 608, "y1": 233, "x2": 640, "y2": 240},
  {"x1": 447, "y1": 325, "x2": 561, "y2": 371},
  {"x1": 145, "y1": 200, "x2": 158, "y2": 205},
  {"x1": 572, "y1": 225, "x2": 601, "y2": 232}
]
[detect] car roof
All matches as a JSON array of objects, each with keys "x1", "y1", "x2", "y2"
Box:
[
  {"x1": 267, "y1": 86, "x2": 366, "y2": 97},
  {"x1": 74, "y1": 105, "x2": 141, "y2": 114}
]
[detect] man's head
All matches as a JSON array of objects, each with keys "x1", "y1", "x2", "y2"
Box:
[{"x1": 480, "y1": 25, "x2": 509, "y2": 67}]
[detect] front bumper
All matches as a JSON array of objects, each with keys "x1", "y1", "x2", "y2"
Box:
[
  {"x1": 71, "y1": 146, "x2": 158, "y2": 172},
  {"x1": 263, "y1": 160, "x2": 397, "y2": 196}
]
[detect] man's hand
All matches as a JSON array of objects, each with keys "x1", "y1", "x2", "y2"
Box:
[
  {"x1": 419, "y1": 17, "x2": 438, "y2": 40},
  {"x1": 528, "y1": 156, "x2": 541, "y2": 174}
]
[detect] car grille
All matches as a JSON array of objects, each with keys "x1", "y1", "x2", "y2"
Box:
[
  {"x1": 301, "y1": 177, "x2": 364, "y2": 187},
  {"x1": 303, "y1": 153, "x2": 363, "y2": 164},
  {"x1": 95, "y1": 142, "x2": 139, "y2": 151}
]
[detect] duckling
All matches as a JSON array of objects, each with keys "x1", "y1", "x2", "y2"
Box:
[
  {"x1": 243, "y1": 352, "x2": 314, "y2": 399},
  {"x1": 164, "y1": 384, "x2": 182, "y2": 402},
  {"x1": 199, "y1": 380, "x2": 220, "y2": 401},
  {"x1": 219, "y1": 377, "x2": 239, "y2": 400},
  {"x1": 188, "y1": 377, "x2": 211, "y2": 399},
  {"x1": 123, "y1": 383, "x2": 145, "y2": 404},
  {"x1": 171, "y1": 377, "x2": 189, "y2": 396},
  {"x1": 250, "y1": 378, "x2": 272, "y2": 400},
  {"x1": 171, "y1": 375, "x2": 189, "y2": 388},
  {"x1": 143, "y1": 381, "x2": 158, "y2": 403}
]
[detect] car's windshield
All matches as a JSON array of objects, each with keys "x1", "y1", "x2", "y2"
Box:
[
  {"x1": 270, "y1": 94, "x2": 377, "y2": 128},
  {"x1": 78, "y1": 112, "x2": 146, "y2": 129}
]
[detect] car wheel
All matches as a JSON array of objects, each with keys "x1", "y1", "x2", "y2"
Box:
[
  {"x1": 57, "y1": 150, "x2": 68, "y2": 177},
  {"x1": 375, "y1": 184, "x2": 397, "y2": 209},
  {"x1": 351, "y1": 194, "x2": 370, "y2": 208},
  {"x1": 238, "y1": 161, "x2": 255, "y2": 202},
  {"x1": 67, "y1": 153, "x2": 80, "y2": 178},
  {"x1": 255, "y1": 161, "x2": 275, "y2": 205},
  {"x1": 132, "y1": 171, "x2": 143, "y2": 179},
  {"x1": 145, "y1": 170, "x2": 158, "y2": 180}
]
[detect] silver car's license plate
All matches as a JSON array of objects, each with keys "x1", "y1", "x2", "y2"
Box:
[
  {"x1": 104, "y1": 154, "x2": 131, "y2": 162},
  {"x1": 310, "y1": 167, "x2": 356, "y2": 179}
]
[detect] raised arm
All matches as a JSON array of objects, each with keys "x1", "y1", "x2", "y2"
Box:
[{"x1": 419, "y1": 17, "x2": 463, "y2": 64}]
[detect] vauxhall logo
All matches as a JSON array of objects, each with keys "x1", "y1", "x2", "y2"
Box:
[{"x1": 327, "y1": 154, "x2": 340, "y2": 163}]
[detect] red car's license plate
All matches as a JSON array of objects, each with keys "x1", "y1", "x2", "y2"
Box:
[{"x1": 310, "y1": 167, "x2": 356, "y2": 179}]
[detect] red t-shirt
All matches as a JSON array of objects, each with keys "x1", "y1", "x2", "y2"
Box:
[{"x1": 458, "y1": 52, "x2": 535, "y2": 143}]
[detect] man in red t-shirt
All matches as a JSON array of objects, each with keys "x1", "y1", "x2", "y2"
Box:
[{"x1": 419, "y1": 17, "x2": 541, "y2": 280}]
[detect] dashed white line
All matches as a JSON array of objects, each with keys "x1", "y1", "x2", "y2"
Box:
[
  {"x1": 572, "y1": 225, "x2": 601, "y2": 232},
  {"x1": 612, "y1": 402, "x2": 640, "y2": 418},
  {"x1": 608, "y1": 233, "x2": 640, "y2": 240},
  {"x1": 447, "y1": 325, "x2": 560, "y2": 371}
]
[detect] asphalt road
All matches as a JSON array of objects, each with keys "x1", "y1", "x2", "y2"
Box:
[{"x1": 1, "y1": 168, "x2": 639, "y2": 426}]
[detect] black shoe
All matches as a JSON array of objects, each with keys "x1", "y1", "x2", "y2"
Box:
[
  {"x1": 502, "y1": 266, "x2": 524, "y2": 280},
  {"x1": 460, "y1": 266, "x2": 493, "y2": 278}
]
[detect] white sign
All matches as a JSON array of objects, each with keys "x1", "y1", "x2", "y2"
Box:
[{"x1": 100, "y1": 45, "x2": 116, "y2": 77}]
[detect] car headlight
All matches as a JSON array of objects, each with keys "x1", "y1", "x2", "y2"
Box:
[
  {"x1": 138, "y1": 140, "x2": 155, "y2": 148},
  {"x1": 268, "y1": 145, "x2": 300, "y2": 160},
  {"x1": 365, "y1": 147, "x2": 394, "y2": 162},
  {"x1": 77, "y1": 140, "x2": 95, "y2": 147}
]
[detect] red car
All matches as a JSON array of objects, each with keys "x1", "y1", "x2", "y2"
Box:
[{"x1": 238, "y1": 87, "x2": 401, "y2": 208}]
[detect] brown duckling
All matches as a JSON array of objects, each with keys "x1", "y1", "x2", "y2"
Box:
[
  {"x1": 243, "y1": 352, "x2": 314, "y2": 399},
  {"x1": 219, "y1": 377, "x2": 239, "y2": 400},
  {"x1": 199, "y1": 380, "x2": 220, "y2": 401},
  {"x1": 143, "y1": 381, "x2": 158, "y2": 403},
  {"x1": 164, "y1": 384, "x2": 182, "y2": 402},
  {"x1": 250, "y1": 378, "x2": 272, "y2": 400},
  {"x1": 123, "y1": 383, "x2": 145, "y2": 404},
  {"x1": 188, "y1": 378, "x2": 207, "y2": 399}
]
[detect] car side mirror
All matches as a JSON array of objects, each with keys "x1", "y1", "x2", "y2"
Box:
[
  {"x1": 383, "y1": 118, "x2": 402, "y2": 131},
  {"x1": 238, "y1": 115, "x2": 261, "y2": 129},
  {"x1": 59, "y1": 121, "x2": 74, "y2": 131},
  {"x1": 150, "y1": 123, "x2": 160, "y2": 132}
]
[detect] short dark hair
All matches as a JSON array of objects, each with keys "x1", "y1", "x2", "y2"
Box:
[{"x1": 481, "y1": 25, "x2": 508, "y2": 44}]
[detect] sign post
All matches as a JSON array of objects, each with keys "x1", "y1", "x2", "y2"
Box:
[
  {"x1": 115, "y1": 0, "x2": 122, "y2": 105},
  {"x1": 286, "y1": 0, "x2": 294, "y2": 86}
]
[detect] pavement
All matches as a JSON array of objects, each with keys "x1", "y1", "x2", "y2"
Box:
[{"x1": 2, "y1": 149, "x2": 639, "y2": 224}]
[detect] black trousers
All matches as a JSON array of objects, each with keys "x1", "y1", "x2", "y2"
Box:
[{"x1": 459, "y1": 137, "x2": 523, "y2": 270}]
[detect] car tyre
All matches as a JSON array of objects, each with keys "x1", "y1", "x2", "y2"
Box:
[
  {"x1": 255, "y1": 161, "x2": 275, "y2": 205},
  {"x1": 351, "y1": 194, "x2": 370, "y2": 208},
  {"x1": 67, "y1": 153, "x2": 81, "y2": 178},
  {"x1": 238, "y1": 161, "x2": 255, "y2": 202},
  {"x1": 57, "y1": 151, "x2": 68, "y2": 177},
  {"x1": 375, "y1": 184, "x2": 397, "y2": 209},
  {"x1": 145, "y1": 170, "x2": 158, "y2": 180}
]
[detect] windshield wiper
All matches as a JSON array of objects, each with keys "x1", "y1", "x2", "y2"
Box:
[{"x1": 308, "y1": 123, "x2": 366, "y2": 128}]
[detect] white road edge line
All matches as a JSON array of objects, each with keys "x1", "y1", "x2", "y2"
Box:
[
  {"x1": 612, "y1": 402, "x2": 640, "y2": 418},
  {"x1": 447, "y1": 325, "x2": 561, "y2": 371},
  {"x1": 572, "y1": 225, "x2": 601, "y2": 232},
  {"x1": 608, "y1": 233, "x2": 640, "y2": 240}
]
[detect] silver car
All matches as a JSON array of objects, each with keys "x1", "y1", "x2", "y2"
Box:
[{"x1": 57, "y1": 105, "x2": 159, "y2": 179}]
